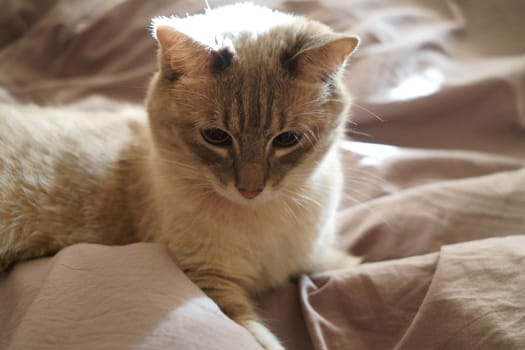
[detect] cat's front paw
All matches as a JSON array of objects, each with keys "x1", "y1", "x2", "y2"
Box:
[{"x1": 242, "y1": 320, "x2": 286, "y2": 350}]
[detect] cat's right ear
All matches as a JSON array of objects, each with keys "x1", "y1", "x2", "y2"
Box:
[{"x1": 155, "y1": 26, "x2": 213, "y2": 79}]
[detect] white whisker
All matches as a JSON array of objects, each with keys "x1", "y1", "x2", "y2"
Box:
[{"x1": 351, "y1": 102, "x2": 384, "y2": 122}]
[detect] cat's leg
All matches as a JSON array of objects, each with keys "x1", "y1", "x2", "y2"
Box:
[
  {"x1": 189, "y1": 272, "x2": 285, "y2": 350},
  {"x1": 307, "y1": 221, "x2": 361, "y2": 274}
]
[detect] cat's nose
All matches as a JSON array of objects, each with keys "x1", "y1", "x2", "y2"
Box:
[{"x1": 238, "y1": 189, "x2": 262, "y2": 199}]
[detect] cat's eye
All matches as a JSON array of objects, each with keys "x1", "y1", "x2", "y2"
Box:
[
  {"x1": 201, "y1": 128, "x2": 232, "y2": 146},
  {"x1": 273, "y1": 131, "x2": 302, "y2": 148}
]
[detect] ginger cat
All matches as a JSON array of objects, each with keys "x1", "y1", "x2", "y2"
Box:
[{"x1": 0, "y1": 4, "x2": 359, "y2": 349}]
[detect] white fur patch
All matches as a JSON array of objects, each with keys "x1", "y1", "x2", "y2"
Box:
[{"x1": 152, "y1": 3, "x2": 295, "y2": 50}]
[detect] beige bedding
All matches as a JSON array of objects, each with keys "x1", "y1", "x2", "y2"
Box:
[{"x1": 1, "y1": 1, "x2": 525, "y2": 349}]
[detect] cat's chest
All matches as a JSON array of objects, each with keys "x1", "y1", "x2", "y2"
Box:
[{"x1": 164, "y1": 201, "x2": 324, "y2": 292}]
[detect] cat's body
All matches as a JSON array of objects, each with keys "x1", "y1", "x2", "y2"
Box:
[
  {"x1": 0, "y1": 4, "x2": 359, "y2": 349},
  {"x1": 0, "y1": 104, "x2": 145, "y2": 264}
]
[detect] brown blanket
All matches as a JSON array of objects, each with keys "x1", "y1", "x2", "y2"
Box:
[{"x1": 1, "y1": 1, "x2": 525, "y2": 349}]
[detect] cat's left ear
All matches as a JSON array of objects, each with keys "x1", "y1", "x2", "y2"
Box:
[
  {"x1": 288, "y1": 34, "x2": 359, "y2": 81},
  {"x1": 155, "y1": 25, "x2": 213, "y2": 77}
]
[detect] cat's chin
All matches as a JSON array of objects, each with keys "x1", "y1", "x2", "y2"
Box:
[{"x1": 211, "y1": 184, "x2": 276, "y2": 207}]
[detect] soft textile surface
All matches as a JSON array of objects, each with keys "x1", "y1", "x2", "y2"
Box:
[{"x1": 1, "y1": 1, "x2": 525, "y2": 349}]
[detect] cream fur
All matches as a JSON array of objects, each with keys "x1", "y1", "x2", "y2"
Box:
[{"x1": 0, "y1": 4, "x2": 360, "y2": 350}]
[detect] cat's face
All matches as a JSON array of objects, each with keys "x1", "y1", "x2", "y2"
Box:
[{"x1": 147, "y1": 12, "x2": 358, "y2": 205}]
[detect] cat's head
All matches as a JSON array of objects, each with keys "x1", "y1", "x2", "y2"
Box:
[{"x1": 146, "y1": 4, "x2": 358, "y2": 206}]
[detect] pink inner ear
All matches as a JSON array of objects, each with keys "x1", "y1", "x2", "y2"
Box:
[
  {"x1": 155, "y1": 26, "x2": 213, "y2": 76},
  {"x1": 293, "y1": 36, "x2": 359, "y2": 80}
]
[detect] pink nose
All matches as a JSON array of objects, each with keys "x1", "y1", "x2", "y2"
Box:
[{"x1": 239, "y1": 189, "x2": 262, "y2": 199}]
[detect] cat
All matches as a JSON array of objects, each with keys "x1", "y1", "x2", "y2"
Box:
[{"x1": 0, "y1": 3, "x2": 359, "y2": 349}]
